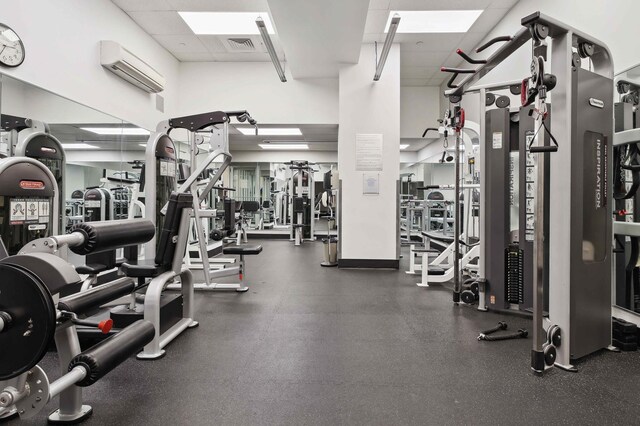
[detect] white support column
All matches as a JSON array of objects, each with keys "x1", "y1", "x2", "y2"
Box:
[{"x1": 337, "y1": 44, "x2": 400, "y2": 268}]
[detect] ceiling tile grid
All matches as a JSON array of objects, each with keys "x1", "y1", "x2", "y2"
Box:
[
  {"x1": 113, "y1": 0, "x2": 284, "y2": 62},
  {"x1": 363, "y1": 0, "x2": 520, "y2": 86}
]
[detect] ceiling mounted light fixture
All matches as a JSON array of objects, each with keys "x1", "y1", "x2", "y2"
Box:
[
  {"x1": 256, "y1": 16, "x2": 286, "y2": 82},
  {"x1": 400, "y1": 144, "x2": 410, "y2": 150},
  {"x1": 238, "y1": 127, "x2": 301, "y2": 136},
  {"x1": 374, "y1": 14, "x2": 400, "y2": 81},
  {"x1": 179, "y1": 12, "x2": 275, "y2": 35},
  {"x1": 80, "y1": 127, "x2": 150, "y2": 136},
  {"x1": 259, "y1": 143, "x2": 309, "y2": 150},
  {"x1": 385, "y1": 10, "x2": 483, "y2": 33}
]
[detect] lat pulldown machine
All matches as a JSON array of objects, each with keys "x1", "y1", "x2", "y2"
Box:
[{"x1": 442, "y1": 11, "x2": 614, "y2": 373}]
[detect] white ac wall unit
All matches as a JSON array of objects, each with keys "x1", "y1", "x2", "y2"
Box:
[{"x1": 100, "y1": 40, "x2": 165, "y2": 93}]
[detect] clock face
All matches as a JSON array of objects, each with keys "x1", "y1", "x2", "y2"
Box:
[{"x1": 0, "y1": 24, "x2": 25, "y2": 67}]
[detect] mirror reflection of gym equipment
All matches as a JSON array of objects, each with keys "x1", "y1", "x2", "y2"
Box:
[{"x1": 2, "y1": 3, "x2": 640, "y2": 424}]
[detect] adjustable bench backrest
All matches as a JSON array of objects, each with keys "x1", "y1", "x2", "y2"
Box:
[{"x1": 154, "y1": 192, "x2": 193, "y2": 269}]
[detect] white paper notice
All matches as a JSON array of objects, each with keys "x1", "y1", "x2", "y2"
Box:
[
  {"x1": 363, "y1": 173, "x2": 379, "y2": 195},
  {"x1": 356, "y1": 134, "x2": 383, "y2": 171},
  {"x1": 492, "y1": 132, "x2": 503, "y2": 149}
]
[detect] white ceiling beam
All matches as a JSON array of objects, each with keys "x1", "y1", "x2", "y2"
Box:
[{"x1": 266, "y1": 0, "x2": 370, "y2": 78}]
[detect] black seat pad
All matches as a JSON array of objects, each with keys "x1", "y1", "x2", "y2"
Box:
[
  {"x1": 413, "y1": 248, "x2": 439, "y2": 253},
  {"x1": 76, "y1": 263, "x2": 110, "y2": 275},
  {"x1": 222, "y1": 245, "x2": 263, "y2": 255},
  {"x1": 120, "y1": 259, "x2": 165, "y2": 278},
  {"x1": 428, "y1": 266, "x2": 446, "y2": 276}
]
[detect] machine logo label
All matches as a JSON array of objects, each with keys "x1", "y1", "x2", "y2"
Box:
[
  {"x1": 19, "y1": 180, "x2": 44, "y2": 189},
  {"x1": 589, "y1": 98, "x2": 605, "y2": 109}
]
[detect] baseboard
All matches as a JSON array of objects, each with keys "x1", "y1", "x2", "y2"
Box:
[{"x1": 338, "y1": 258, "x2": 399, "y2": 269}]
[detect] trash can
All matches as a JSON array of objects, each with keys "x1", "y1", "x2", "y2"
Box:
[{"x1": 321, "y1": 237, "x2": 338, "y2": 267}]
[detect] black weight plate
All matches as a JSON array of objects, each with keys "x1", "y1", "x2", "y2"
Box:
[
  {"x1": 543, "y1": 344, "x2": 556, "y2": 367},
  {"x1": 496, "y1": 96, "x2": 510, "y2": 109},
  {"x1": 485, "y1": 93, "x2": 496, "y2": 106},
  {"x1": 509, "y1": 84, "x2": 521, "y2": 95},
  {"x1": 0, "y1": 264, "x2": 56, "y2": 380}
]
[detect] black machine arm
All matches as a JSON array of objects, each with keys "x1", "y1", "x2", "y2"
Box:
[
  {"x1": 441, "y1": 67, "x2": 476, "y2": 89},
  {"x1": 475, "y1": 36, "x2": 514, "y2": 53},
  {"x1": 421, "y1": 127, "x2": 439, "y2": 138},
  {"x1": 67, "y1": 219, "x2": 155, "y2": 255},
  {"x1": 58, "y1": 278, "x2": 135, "y2": 316},
  {"x1": 168, "y1": 110, "x2": 257, "y2": 132},
  {"x1": 0, "y1": 114, "x2": 30, "y2": 132},
  {"x1": 456, "y1": 49, "x2": 487, "y2": 65}
]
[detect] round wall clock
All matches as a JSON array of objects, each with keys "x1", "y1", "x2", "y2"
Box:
[{"x1": 0, "y1": 23, "x2": 25, "y2": 67}]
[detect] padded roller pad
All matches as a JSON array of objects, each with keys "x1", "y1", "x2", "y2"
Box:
[
  {"x1": 222, "y1": 245, "x2": 263, "y2": 255},
  {"x1": 58, "y1": 279, "x2": 135, "y2": 315},
  {"x1": 68, "y1": 320, "x2": 155, "y2": 386},
  {"x1": 70, "y1": 219, "x2": 156, "y2": 255}
]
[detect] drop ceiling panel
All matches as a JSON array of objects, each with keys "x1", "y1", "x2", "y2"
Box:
[
  {"x1": 172, "y1": 51, "x2": 215, "y2": 61},
  {"x1": 153, "y1": 34, "x2": 209, "y2": 53},
  {"x1": 401, "y1": 51, "x2": 450, "y2": 67},
  {"x1": 389, "y1": 0, "x2": 493, "y2": 10},
  {"x1": 467, "y1": 7, "x2": 511, "y2": 33},
  {"x1": 396, "y1": 33, "x2": 465, "y2": 52},
  {"x1": 127, "y1": 11, "x2": 192, "y2": 35},
  {"x1": 165, "y1": 0, "x2": 268, "y2": 12},
  {"x1": 211, "y1": 52, "x2": 273, "y2": 62},
  {"x1": 113, "y1": 0, "x2": 174, "y2": 11},
  {"x1": 401, "y1": 66, "x2": 439, "y2": 78},
  {"x1": 197, "y1": 35, "x2": 229, "y2": 53},
  {"x1": 369, "y1": 0, "x2": 391, "y2": 10}
]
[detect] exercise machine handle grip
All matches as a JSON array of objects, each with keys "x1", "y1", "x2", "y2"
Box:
[
  {"x1": 476, "y1": 35, "x2": 513, "y2": 53},
  {"x1": 67, "y1": 320, "x2": 155, "y2": 387},
  {"x1": 422, "y1": 128, "x2": 439, "y2": 138},
  {"x1": 456, "y1": 49, "x2": 487, "y2": 65},
  {"x1": 529, "y1": 146, "x2": 557, "y2": 153}
]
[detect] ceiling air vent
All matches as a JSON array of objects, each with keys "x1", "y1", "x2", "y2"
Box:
[{"x1": 225, "y1": 38, "x2": 256, "y2": 52}]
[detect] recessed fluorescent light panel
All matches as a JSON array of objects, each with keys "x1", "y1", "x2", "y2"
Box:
[
  {"x1": 385, "y1": 10, "x2": 483, "y2": 33},
  {"x1": 259, "y1": 143, "x2": 309, "y2": 150},
  {"x1": 400, "y1": 144, "x2": 410, "y2": 150},
  {"x1": 81, "y1": 127, "x2": 150, "y2": 136},
  {"x1": 238, "y1": 127, "x2": 302, "y2": 136},
  {"x1": 179, "y1": 12, "x2": 275, "y2": 35},
  {"x1": 61, "y1": 143, "x2": 99, "y2": 150}
]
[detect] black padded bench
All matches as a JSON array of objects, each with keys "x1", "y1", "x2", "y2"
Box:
[{"x1": 222, "y1": 245, "x2": 263, "y2": 256}]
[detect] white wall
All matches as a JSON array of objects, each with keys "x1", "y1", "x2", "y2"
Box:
[
  {"x1": 0, "y1": 0, "x2": 179, "y2": 130},
  {"x1": 2, "y1": 77, "x2": 119, "y2": 124},
  {"x1": 229, "y1": 150, "x2": 337, "y2": 163},
  {"x1": 338, "y1": 43, "x2": 400, "y2": 262},
  {"x1": 401, "y1": 86, "x2": 441, "y2": 139},
  {"x1": 178, "y1": 62, "x2": 339, "y2": 124}
]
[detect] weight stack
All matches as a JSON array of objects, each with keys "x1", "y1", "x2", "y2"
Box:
[
  {"x1": 612, "y1": 317, "x2": 638, "y2": 351},
  {"x1": 505, "y1": 244, "x2": 523, "y2": 304}
]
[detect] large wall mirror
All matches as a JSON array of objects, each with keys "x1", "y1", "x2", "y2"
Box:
[
  {"x1": 613, "y1": 64, "x2": 640, "y2": 320},
  {"x1": 0, "y1": 73, "x2": 148, "y2": 258}
]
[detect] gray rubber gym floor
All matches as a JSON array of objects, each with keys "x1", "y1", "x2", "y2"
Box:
[{"x1": 10, "y1": 240, "x2": 640, "y2": 425}]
